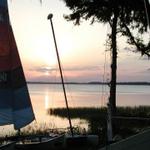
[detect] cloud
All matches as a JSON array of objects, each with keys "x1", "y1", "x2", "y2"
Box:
[
  {"x1": 29, "y1": 65, "x2": 101, "y2": 73},
  {"x1": 64, "y1": 65, "x2": 100, "y2": 71},
  {"x1": 29, "y1": 66, "x2": 57, "y2": 74},
  {"x1": 27, "y1": 65, "x2": 104, "y2": 82},
  {"x1": 27, "y1": 70, "x2": 102, "y2": 83}
]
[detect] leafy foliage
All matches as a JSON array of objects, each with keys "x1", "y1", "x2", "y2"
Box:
[{"x1": 63, "y1": 0, "x2": 150, "y2": 57}]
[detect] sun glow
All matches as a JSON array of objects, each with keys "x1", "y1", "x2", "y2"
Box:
[
  {"x1": 57, "y1": 35, "x2": 73, "y2": 58},
  {"x1": 34, "y1": 37, "x2": 58, "y2": 66},
  {"x1": 44, "y1": 71, "x2": 50, "y2": 76},
  {"x1": 43, "y1": 66, "x2": 52, "y2": 76},
  {"x1": 30, "y1": 34, "x2": 73, "y2": 67}
]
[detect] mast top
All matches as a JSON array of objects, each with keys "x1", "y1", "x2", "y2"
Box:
[{"x1": 47, "y1": 14, "x2": 53, "y2": 20}]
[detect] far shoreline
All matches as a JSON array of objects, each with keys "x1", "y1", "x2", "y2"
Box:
[{"x1": 27, "y1": 81, "x2": 150, "y2": 86}]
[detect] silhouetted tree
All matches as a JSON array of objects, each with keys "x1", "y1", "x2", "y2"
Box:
[{"x1": 62, "y1": 0, "x2": 150, "y2": 115}]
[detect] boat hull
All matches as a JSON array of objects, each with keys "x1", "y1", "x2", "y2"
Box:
[
  {"x1": 15, "y1": 134, "x2": 65, "y2": 150},
  {"x1": 0, "y1": 142, "x2": 16, "y2": 150},
  {"x1": 65, "y1": 135, "x2": 99, "y2": 148}
]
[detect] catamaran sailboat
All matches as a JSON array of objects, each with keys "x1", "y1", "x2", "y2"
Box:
[
  {"x1": 0, "y1": 0, "x2": 34, "y2": 148},
  {"x1": 0, "y1": 1, "x2": 65, "y2": 150}
]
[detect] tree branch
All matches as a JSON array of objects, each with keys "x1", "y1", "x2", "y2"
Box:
[{"x1": 122, "y1": 22, "x2": 150, "y2": 57}]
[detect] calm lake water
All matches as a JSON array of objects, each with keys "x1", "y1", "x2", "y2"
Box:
[{"x1": 1, "y1": 83, "x2": 150, "y2": 135}]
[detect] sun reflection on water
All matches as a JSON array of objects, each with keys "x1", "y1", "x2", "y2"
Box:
[{"x1": 45, "y1": 94, "x2": 50, "y2": 109}]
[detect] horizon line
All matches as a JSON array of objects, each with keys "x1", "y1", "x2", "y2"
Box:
[{"x1": 27, "y1": 81, "x2": 150, "y2": 85}]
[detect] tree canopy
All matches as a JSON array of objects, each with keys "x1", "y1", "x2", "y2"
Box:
[
  {"x1": 62, "y1": 0, "x2": 150, "y2": 115},
  {"x1": 63, "y1": 0, "x2": 150, "y2": 57}
]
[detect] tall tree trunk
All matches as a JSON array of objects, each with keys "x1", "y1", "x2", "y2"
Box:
[{"x1": 109, "y1": 9, "x2": 118, "y2": 116}]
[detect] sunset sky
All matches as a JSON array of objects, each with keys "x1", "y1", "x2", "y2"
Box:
[{"x1": 8, "y1": 0, "x2": 150, "y2": 82}]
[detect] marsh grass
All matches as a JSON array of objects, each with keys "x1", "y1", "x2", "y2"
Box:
[
  {"x1": 48, "y1": 106, "x2": 150, "y2": 145},
  {"x1": 0, "y1": 122, "x2": 64, "y2": 143},
  {"x1": 116, "y1": 106, "x2": 150, "y2": 117},
  {"x1": 48, "y1": 107, "x2": 107, "y2": 119},
  {"x1": 49, "y1": 106, "x2": 150, "y2": 118},
  {"x1": 1, "y1": 106, "x2": 150, "y2": 146}
]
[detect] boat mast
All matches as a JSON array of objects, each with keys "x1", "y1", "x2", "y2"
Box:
[{"x1": 47, "y1": 14, "x2": 74, "y2": 137}]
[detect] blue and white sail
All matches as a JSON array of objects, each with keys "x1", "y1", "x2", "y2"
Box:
[{"x1": 0, "y1": 0, "x2": 35, "y2": 129}]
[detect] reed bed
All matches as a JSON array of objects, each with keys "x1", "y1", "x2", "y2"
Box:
[
  {"x1": 48, "y1": 106, "x2": 150, "y2": 145},
  {"x1": 49, "y1": 106, "x2": 150, "y2": 119},
  {"x1": 1, "y1": 106, "x2": 150, "y2": 146}
]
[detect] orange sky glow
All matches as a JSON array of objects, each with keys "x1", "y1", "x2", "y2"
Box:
[{"x1": 8, "y1": 0, "x2": 150, "y2": 82}]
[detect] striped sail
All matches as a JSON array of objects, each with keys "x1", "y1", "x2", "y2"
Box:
[{"x1": 0, "y1": 0, "x2": 35, "y2": 129}]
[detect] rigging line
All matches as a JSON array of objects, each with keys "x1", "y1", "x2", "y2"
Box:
[
  {"x1": 105, "y1": 44, "x2": 111, "y2": 106},
  {"x1": 58, "y1": 60, "x2": 77, "y2": 107},
  {"x1": 101, "y1": 45, "x2": 107, "y2": 107},
  {"x1": 62, "y1": 69, "x2": 77, "y2": 108},
  {"x1": 101, "y1": 33, "x2": 108, "y2": 107},
  {"x1": 48, "y1": 14, "x2": 74, "y2": 137},
  {"x1": 101, "y1": 25, "x2": 111, "y2": 107},
  {"x1": 50, "y1": 64, "x2": 59, "y2": 108}
]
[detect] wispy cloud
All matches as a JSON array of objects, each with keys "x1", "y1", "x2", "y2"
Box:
[
  {"x1": 29, "y1": 66, "x2": 57, "y2": 74},
  {"x1": 64, "y1": 65, "x2": 100, "y2": 71},
  {"x1": 27, "y1": 65, "x2": 104, "y2": 82},
  {"x1": 29, "y1": 65, "x2": 101, "y2": 73}
]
